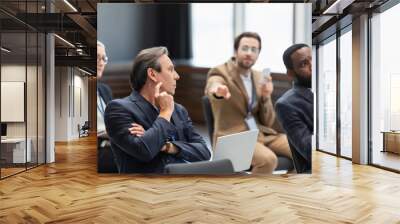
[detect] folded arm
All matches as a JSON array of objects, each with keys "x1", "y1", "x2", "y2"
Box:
[
  {"x1": 104, "y1": 100, "x2": 175, "y2": 162},
  {"x1": 171, "y1": 106, "x2": 211, "y2": 162}
]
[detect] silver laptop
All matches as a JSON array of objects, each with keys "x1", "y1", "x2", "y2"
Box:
[{"x1": 213, "y1": 130, "x2": 259, "y2": 172}]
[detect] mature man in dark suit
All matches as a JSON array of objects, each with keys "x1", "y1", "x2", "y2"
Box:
[
  {"x1": 104, "y1": 47, "x2": 211, "y2": 173},
  {"x1": 275, "y1": 44, "x2": 313, "y2": 173},
  {"x1": 97, "y1": 41, "x2": 118, "y2": 173}
]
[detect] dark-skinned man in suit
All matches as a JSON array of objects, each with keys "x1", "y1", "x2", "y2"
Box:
[{"x1": 275, "y1": 44, "x2": 313, "y2": 173}]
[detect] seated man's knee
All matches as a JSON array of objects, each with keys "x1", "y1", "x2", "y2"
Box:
[
  {"x1": 252, "y1": 145, "x2": 278, "y2": 174},
  {"x1": 263, "y1": 152, "x2": 278, "y2": 171}
]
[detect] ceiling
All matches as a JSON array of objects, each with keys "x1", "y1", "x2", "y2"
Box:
[
  {"x1": 0, "y1": 0, "x2": 99, "y2": 74},
  {"x1": 310, "y1": 0, "x2": 391, "y2": 44}
]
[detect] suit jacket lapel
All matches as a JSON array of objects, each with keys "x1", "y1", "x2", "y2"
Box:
[
  {"x1": 294, "y1": 84, "x2": 313, "y2": 104},
  {"x1": 128, "y1": 91, "x2": 156, "y2": 127},
  {"x1": 251, "y1": 71, "x2": 261, "y2": 99}
]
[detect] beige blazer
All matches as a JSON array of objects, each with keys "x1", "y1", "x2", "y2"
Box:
[{"x1": 205, "y1": 58, "x2": 278, "y2": 146}]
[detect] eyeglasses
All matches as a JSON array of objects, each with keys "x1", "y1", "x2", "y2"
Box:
[
  {"x1": 97, "y1": 55, "x2": 108, "y2": 64},
  {"x1": 240, "y1": 46, "x2": 259, "y2": 54}
]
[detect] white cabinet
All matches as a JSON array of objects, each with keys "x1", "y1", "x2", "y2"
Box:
[{"x1": 1, "y1": 138, "x2": 32, "y2": 163}]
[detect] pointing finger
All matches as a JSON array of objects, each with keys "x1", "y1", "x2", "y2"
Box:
[{"x1": 226, "y1": 91, "x2": 231, "y2": 99}]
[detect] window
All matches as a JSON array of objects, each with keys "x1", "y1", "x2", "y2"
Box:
[
  {"x1": 0, "y1": 2, "x2": 46, "y2": 179},
  {"x1": 191, "y1": 3, "x2": 295, "y2": 72},
  {"x1": 317, "y1": 36, "x2": 337, "y2": 154},
  {"x1": 191, "y1": 4, "x2": 233, "y2": 67},
  {"x1": 244, "y1": 4, "x2": 293, "y2": 72},
  {"x1": 370, "y1": 3, "x2": 400, "y2": 171},
  {"x1": 339, "y1": 28, "x2": 352, "y2": 158}
]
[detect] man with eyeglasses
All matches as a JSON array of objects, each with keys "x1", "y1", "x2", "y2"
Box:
[
  {"x1": 205, "y1": 32, "x2": 292, "y2": 174},
  {"x1": 97, "y1": 40, "x2": 118, "y2": 173}
]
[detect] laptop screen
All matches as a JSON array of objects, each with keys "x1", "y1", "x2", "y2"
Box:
[{"x1": 213, "y1": 130, "x2": 259, "y2": 172}]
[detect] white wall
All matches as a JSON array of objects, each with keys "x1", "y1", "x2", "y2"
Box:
[
  {"x1": 72, "y1": 72, "x2": 89, "y2": 138},
  {"x1": 1, "y1": 65, "x2": 26, "y2": 143},
  {"x1": 1, "y1": 65, "x2": 36, "y2": 139},
  {"x1": 54, "y1": 67, "x2": 89, "y2": 141},
  {"x1": 1, "y1": 63, "x2": 46, "y2": 164},
  {"x1": 55, "y1": 66, "x2": 69, "y2": 141}
]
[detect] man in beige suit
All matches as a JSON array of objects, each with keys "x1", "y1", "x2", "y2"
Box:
[{"x1": 205, "y1": 32, "x2": 292, "y2": 174}]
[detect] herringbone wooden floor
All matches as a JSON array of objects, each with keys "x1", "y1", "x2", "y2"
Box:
[{"x1": 1, "y1": 136, "x2": 400, "y2": 223}]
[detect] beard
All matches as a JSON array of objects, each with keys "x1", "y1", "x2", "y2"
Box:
[
  {"x1": 294, "y1": 74, "x2": 311, "y2": 88},
  {"x1": 237, "y1": 59, "x2": 254, "y2": 70}
]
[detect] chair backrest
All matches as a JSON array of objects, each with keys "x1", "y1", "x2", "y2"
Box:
[
  {"x1": 164, "y1": 159, "x2": 234, "y2": 174},
  {"x1": 82, "y1": 121, "x2": 90, "y2": 130},
  {"x1": 201, "y1": 95, "x2": 214, "y2": 144}
]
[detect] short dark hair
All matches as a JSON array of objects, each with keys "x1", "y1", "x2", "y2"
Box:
[
  {"x1": 282, "y1": 43, "x2": 310, "y2": 70},
  {"x1": 130, "y1": 46, "x2": 168, "y2": 91},
  {"x1": 234, "y1": 32, "x2": 262, "y2": 52}
]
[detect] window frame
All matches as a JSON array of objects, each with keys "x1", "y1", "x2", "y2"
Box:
[{"x1": 315, "y1": 24, "x2": 353, "y2": 161}]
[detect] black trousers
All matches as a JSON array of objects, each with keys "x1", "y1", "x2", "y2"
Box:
[{"x1": 97, "y1": 137, "x2": 118, "y2": 173}]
